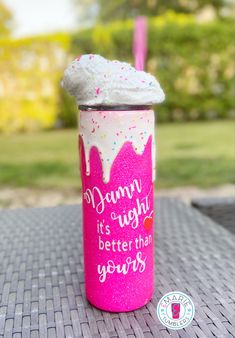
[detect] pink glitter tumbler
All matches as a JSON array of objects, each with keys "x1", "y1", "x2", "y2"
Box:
[{"x1": 79, "y1": 105, "x2": 156, "y2": 312}]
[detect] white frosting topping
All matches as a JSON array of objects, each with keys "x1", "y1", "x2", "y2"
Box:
[
  {"x1": 80, "y1": 109, "x2": 155, "y2": 183},
  {"x1": 62, "y1": 54, "x2": 165, "y2": 105}
]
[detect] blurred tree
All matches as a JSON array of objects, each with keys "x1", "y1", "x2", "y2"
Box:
[
  {"x1": 74, "y1": 0, "x2": 98, "y2": 25},
  {"x1": 74, "y1": 0, "x2": 233, "y2": 22},
  {"x1": 0, "y1": 0, "x2": 13, "y2": 37}
]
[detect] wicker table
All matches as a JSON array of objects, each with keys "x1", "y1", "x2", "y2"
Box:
[{"x1": 0, "y1": 198, "x2": 234, "y2": 338}]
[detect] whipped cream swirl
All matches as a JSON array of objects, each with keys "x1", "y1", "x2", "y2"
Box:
[{"x1": 62, "y1": 54, "x2": 165, "y2": 106}]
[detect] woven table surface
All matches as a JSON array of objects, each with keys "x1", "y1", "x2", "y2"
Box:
[{"x1": 0, "y1": 198, "x2": 234, "y2": 338}]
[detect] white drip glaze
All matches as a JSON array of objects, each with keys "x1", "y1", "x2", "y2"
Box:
[{"x1": 79, "y1": 109, "x2": 155, "y2": 183}]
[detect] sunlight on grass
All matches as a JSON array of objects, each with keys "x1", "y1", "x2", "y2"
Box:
[
  {"x1": 157, "y1": 121, "x2": 234, "y2": 188},
  {"x1": 0, "y1": 121, "x2": 234, "y2": 189}
]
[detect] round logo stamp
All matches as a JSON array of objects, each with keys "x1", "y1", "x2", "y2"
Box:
[{"x1": 157, "y1": 291, "x2": 195, "y2": 330}]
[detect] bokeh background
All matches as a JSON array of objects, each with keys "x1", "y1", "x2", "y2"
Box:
[{"x1": 0, "y1": 0, "x2": 234, "y2": 208}]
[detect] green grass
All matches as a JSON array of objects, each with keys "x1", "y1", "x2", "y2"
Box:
[{"x1": 0, "y1": 121, "x2": 234, "y2": 189}]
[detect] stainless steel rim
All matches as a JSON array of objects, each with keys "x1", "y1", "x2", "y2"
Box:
[{"x1": 79, "y1": 105, "x2": 152, "y2": 111}]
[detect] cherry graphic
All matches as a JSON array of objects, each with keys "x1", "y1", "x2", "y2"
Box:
[{"x1": 144, "y1": 212, "x2": 153, "y2": 231}]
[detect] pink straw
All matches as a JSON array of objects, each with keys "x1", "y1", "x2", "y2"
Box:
[{"x1": 133, "y1": 16, "x2": 147, "y2": 71}]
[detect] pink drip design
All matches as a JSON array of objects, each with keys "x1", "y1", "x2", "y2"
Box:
[{"x1": 79, "y1": 135, "x2": 154, "y2": 312}]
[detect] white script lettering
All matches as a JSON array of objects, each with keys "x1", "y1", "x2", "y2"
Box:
[
  {"x1": 83, "y1": 179, "x2": 142, "y2": 214},
  {"x1": 97, "y1": 251, "x2": 147, "y2": 283}
]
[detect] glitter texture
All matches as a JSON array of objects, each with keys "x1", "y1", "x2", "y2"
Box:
[
  {"x1": 79, "y1": 109, "x2": 155, "y2": 183},
  {"x1": 79, "y1": 108, "x2": 155, "y2": 312},
  {"x1": 62, "y1": 54, "x2": 165, "y2": 106}
]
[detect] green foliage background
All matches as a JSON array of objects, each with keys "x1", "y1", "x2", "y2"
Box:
[
  {"x1": 0, "y1": 12, "x2": 234, "y2": 132},
  {"x1": 0, "y1": 34, "x2": 71, "y2": 132},
  {"x1": 0, "y1": 0, "x2": 13, "y2": 37},
  {"x1": 71, "y1": 13, "x2": 235, "y2": 122}
]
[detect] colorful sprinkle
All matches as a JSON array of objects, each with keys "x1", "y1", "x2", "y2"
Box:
[{"x1": 95, "y1": 87, "x2": 101, "y2": 95}]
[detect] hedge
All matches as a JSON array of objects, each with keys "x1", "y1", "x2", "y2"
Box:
[
  {"x1": 70, "y1": 12, "x2": 235, "y2": 122},
  {"x1": 0, "y1": 12, "x2": 234, "y2": 132}
]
